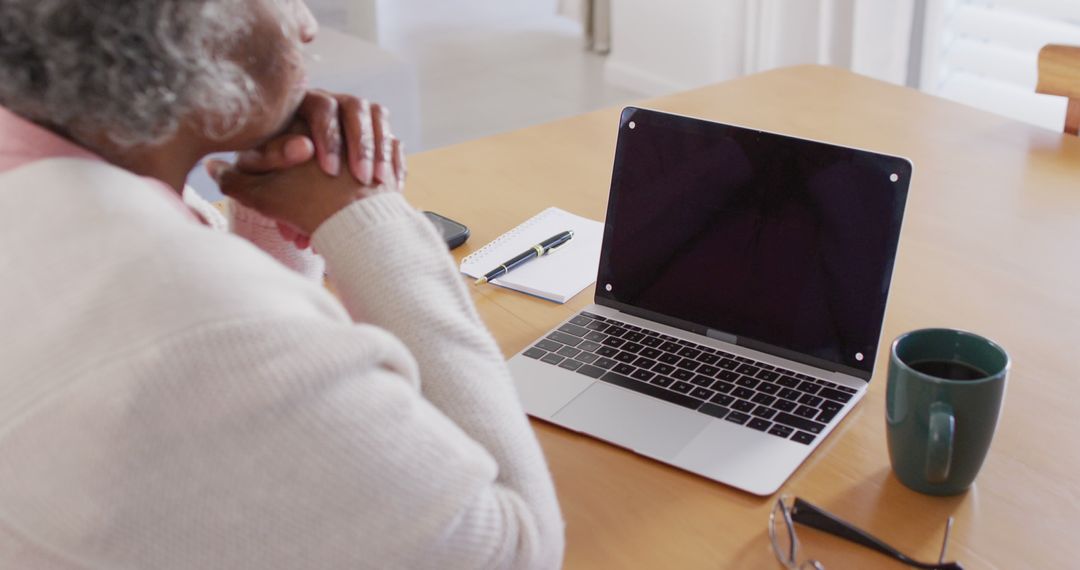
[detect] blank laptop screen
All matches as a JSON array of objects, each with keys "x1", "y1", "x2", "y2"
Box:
[{"x1": 596, "y1": 108, "x2": 911, "y2": 377}]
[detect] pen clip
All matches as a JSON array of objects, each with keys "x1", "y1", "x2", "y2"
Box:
[{"x1": 545, "y1": 240, "x2": 572, "y2": 254}]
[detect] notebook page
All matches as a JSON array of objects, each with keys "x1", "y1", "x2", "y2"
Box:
[{"x1": 460, "y1": 207, "x2": 604, "y2": 303}]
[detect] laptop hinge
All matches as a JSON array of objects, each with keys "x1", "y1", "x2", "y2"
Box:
[{"x1": 705, "y1": 329, "x2": 737, "y2": 344}]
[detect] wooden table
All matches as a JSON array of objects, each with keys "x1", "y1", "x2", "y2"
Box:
[{"x1": 406, "y1": 66, "x2": 1080, "y2": 569}]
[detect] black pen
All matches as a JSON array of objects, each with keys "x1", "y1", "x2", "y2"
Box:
[{"x1": 475, "y1": 230, "x2": 575, "y2": 285}]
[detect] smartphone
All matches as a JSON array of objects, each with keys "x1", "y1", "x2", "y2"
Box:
[{"x1": 423, "y1": 211, "x2": 470, "y2": 249}]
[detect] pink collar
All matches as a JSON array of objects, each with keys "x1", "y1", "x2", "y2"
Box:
[{"x1": 0, "y1": 105, "x2": 203, "y2": 223}]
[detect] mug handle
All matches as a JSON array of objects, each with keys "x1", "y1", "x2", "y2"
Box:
[{"x1": 926, "y1": 402, "x2": 955, "y2": 484}]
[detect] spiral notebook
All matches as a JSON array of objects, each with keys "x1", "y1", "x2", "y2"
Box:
[{"x1": 460, "y1": 207, "x2": 604, "y2": 303}]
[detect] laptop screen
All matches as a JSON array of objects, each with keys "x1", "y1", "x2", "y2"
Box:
[{"x1": 596, "y1": 108, "x2": 911, "y2": 378}]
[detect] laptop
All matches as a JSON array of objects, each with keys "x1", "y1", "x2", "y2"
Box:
[{"x1": 507, "y1": 107, "x2": 912, "y2": 495}]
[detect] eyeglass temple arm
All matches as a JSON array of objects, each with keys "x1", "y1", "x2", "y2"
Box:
[{"x1": 790, "y1": 498, "x2": 963, "y2": 570}]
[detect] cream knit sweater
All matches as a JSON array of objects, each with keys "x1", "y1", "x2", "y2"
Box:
[{"x1": 0, "y1": 158, "x2": 564, "y2": 569}]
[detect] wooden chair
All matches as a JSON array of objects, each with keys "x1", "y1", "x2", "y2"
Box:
[{"x1": 1037, "y1": 44, "x2": 1080, "y2": 135}]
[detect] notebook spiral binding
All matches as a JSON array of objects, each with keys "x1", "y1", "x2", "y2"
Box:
[{"x1": 459, "y1": 208, "x2": 554, "y2": 266}]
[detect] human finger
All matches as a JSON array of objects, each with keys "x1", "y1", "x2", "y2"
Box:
[
  {"x1": 205, "y1": 158, "x2": 232, "y2": 184},
  {"x1": 336, "y1": 95, "x2": 374, "y2": 185},
  {"x1": 371, "y1": 103, "x2": 393, "y2": 185},
  {"x1": 236, "y1": 134, "x2": 315, "y2": 174},
  {"x1": 217, "y1": 167, "x2": 290, "y2": 219},
  {"x1": 297, "y1": 90, "x2": 342, "y2": 176},
  {"x1": 392, "y1": 138, "x2": 406, "y2": 192},
  {"x1": 217, "y1": 158, "x2": 377, "y2": 236}
]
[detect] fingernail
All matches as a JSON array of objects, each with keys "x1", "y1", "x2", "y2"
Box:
[
  {"x1": 285, "y1": 138, "x2": 313, "y2": 162},
  {"x1": 360, "y1": 159, "x2": 374, "y2": 185},
  {"x1": 377, "y1": 162, "x2": 393, "y2": 185},
  {"x1": 326, "y1": 154, "x2": 341, "y2": 176},
  {"x1": 205, "y1": 160, "x2": 225, "y2": 182}
]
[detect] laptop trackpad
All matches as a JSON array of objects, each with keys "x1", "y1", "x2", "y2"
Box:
[{"x1": 552, "y1": 383, "x2": 711, "y2": 460}]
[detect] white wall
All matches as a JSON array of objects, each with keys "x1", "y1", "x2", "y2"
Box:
[
  {"x1": 852, "y1": 0, "x2": 916, "y2": 84},
  {"x1": 605, "y1": 0, "x2": 748, "y2": 95},
  {"x1": 604, "y1": 0, "x2": 915, "y2": 96}
]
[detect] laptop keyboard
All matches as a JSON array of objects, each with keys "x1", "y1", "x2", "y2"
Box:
[{"x1": 522, "y1": 311, "x2": 858, "y2": 446}]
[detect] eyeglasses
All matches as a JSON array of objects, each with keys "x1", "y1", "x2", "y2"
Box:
[{"x1": 768, "y1": 495, "x2": 964, "y2": 570}]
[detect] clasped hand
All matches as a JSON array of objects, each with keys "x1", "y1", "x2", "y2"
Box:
[{"x1": 208, "y1": 89, "x2": 406, "y2": 248}]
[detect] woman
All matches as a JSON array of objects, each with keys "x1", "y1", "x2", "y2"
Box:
[{"x1": 0, "y1": 1, "x2": 564, "y2": 568}]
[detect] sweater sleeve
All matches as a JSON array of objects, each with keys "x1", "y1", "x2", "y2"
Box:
[{"x1": 311, "y1": 193, "x2": 566, "y2": 567}]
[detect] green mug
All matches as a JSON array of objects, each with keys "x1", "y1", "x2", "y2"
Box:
[{"x1": 886, "y1": 328, "x2": 1010, "y2": 496}]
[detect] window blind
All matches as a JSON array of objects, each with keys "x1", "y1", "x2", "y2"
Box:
[{"x1": 925, "y1": 0, "x2": 1080, "y2": 130}]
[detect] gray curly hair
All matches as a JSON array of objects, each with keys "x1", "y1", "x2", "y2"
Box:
[{"x1": 0, "y1": 0, "x2": 261, "y2": 148}]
